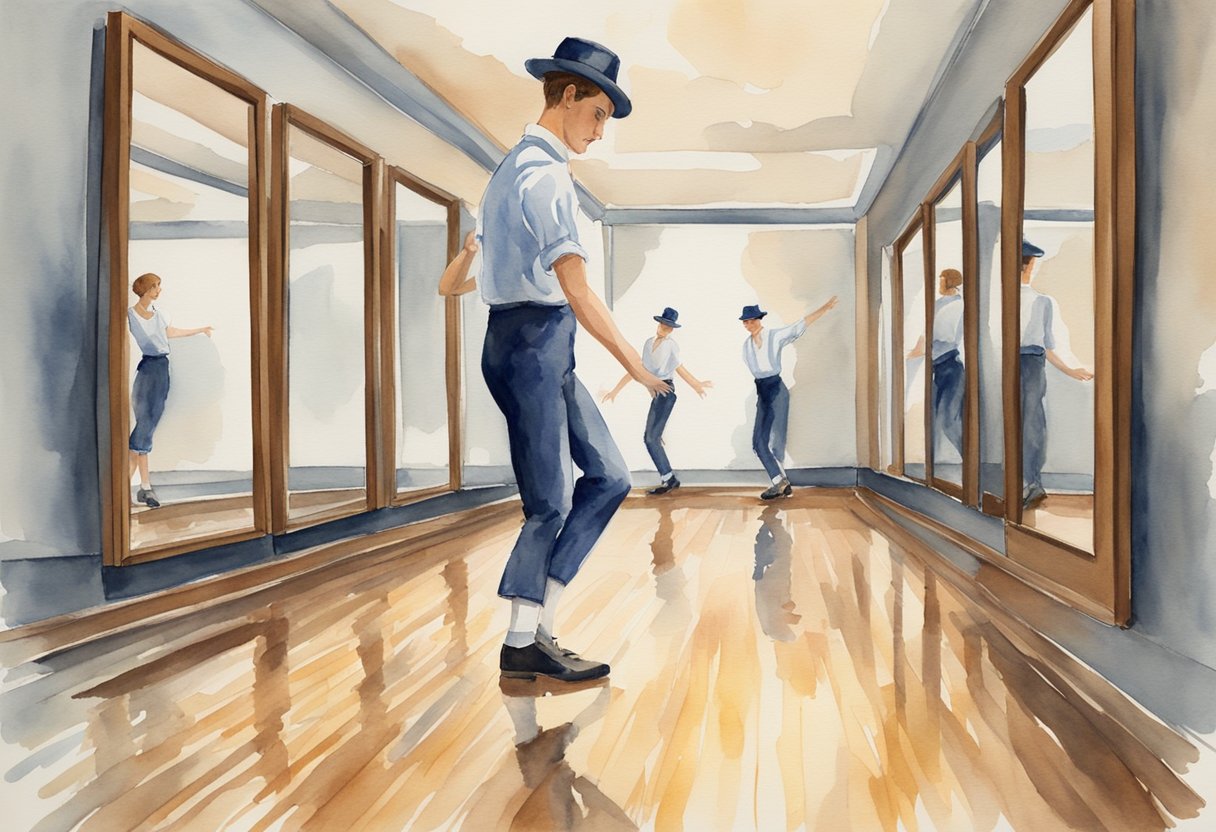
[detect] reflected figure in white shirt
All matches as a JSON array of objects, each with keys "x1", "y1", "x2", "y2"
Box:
[
  {"x1": 907, "y1": 268, "x2": 965, "y2": 459},
  {"x1": 126, "y1": 272, "x2": 213, "y2": 508},
  {"x1": 602, "y1": 307, "x2": 713, "y2": 495},
  {"x1": 1019, "y1": 240, "x2": 1093, "y2": 508}
]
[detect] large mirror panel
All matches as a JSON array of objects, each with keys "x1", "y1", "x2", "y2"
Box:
[
  {"x1": 106, "y1": 14, "x2": 267, "y2": 564},
  {"x1": 977, "y1": 135, "x2": 1005, "y2": 515},
  {"x1": 878, "y1": 248, "x2": 895, "y2": 474},
  {"x1": 1018, "y1": 6, "x2": 1096, "y2": 553},
  {"x1": 930, "y1": 177, "x2": 965, "y2": 494},
  {"x1": 900, "y1": 227, "x2": 927, "y2": 481},
  {"x1": 281, "y1": 116, "x2": 373, "y2": 525},
  {"x1": 388, "y1": 173, "x2": 456, "y2": 498}
]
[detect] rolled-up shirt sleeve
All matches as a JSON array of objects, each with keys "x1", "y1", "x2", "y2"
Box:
[
  {"x1": 520, "y1": 167, "x2": 587, "y2": 271},
  {"x1": 773, "y1": 319, "x2": 808, "y2": 350}
]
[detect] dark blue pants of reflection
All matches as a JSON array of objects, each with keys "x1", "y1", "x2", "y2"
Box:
[
  {"x1": 932, "y1": 351, "x2": 965, "y2": 457},
  {"x1": 643, "y1": 381, "x2": 677, "y2": 477},
  {"x1": 482, "y1": 303, "x2": 631, "y2": 604},
  {"x1": 1020, "y1": 348, "x2": 1047, "y2": 491},
  {"x1": 753, "y1": 375, "x2": 790, "y2": 480},
  {"x1": 129, "y1": 354, "x2": 170, "y2": 454}
]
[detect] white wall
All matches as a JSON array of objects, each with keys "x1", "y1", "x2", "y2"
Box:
[{"x1": 593, "y1": 224, "x2": 857, "y2": 475}]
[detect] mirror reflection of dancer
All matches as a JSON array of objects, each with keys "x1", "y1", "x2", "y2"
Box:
[
  {"x1": 740, "y1": 297, "x2": 838, "y2": 500},
  {"x1": 126, "y1": 272, "x2": 213, "y2": 508},
  {"x1": 439, "y1": 38, "x2": 670, "y2": 683},
  {"x1": 602, "y1": 307, "x2": 712, "y2": 495},
  {"x1": 1020, "y1": 239, "x2": 1093, "y2": 508},
  {"x1": 907, "y1": 268, "x2": 964, "y2": 458}
]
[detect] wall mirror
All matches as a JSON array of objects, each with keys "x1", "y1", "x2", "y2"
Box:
[
  {"x1": 929, "y1": 170, "x2": 966, "y2": 498},
  {"x1": 1003, "y1": 0, "x2": 1134, "y2": 623},
  {"x1": 1017, "y1": 4, "x2": 1097, "y2": 553},
  {"x1": 103, "y1": 12, "x2": 269, "y2": 565},
  {"x1": 270, "y1": 105, "x2": 381, "y2": 530},
  {"x1": 896, "y1": 219, "x2": 927, "y2": 482},
  {"x1": 976, "y1": 120, "x2": 1005, "y2": 517},
  {"x1": 383, "y1": 168, "x2": 461, "y2": 501}
]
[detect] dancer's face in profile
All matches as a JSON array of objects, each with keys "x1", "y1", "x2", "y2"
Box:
[
  {"x1": 655, "y1": 322, "x2": 674, "y2": 338},
  {"x1": 558, "y1": 87, "x2": 613, "y2": 155},
  {"x1": 742, "y1": 317, "x2": 763, "y2": 336}
]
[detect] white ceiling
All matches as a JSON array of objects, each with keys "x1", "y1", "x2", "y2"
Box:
[{"x1": 329, "y1": 0, "x2": 984, "y2": 211}]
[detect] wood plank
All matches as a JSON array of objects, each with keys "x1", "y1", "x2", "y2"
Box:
[{"x1": 0, "y1": 489, "x2": 1202, "y2": 830}]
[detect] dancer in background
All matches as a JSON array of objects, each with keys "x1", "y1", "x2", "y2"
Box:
[
  {"x1": 602, "y1": 306, "x2": 712, "y2": 495},
  {"x1": 740, "y1": 296, "x2": 838, "y2": 500}
]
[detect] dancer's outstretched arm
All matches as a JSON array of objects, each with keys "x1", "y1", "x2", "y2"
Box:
[
  {"x1": 602, "y1": 372, "x2": 632, "y2": 403},
  {"x1": 675, "y1": 366, "x2": 713, "y2": 398},
  {"x1": 555, "y1": 255, "x2": 671, "y2": 398},
  {"x1": 802, "y1": 295, "x2": 839, "y2": 327}
]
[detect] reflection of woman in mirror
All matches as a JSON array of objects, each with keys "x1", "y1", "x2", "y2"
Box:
[
  {"x1": 1019, "y1": 240, "x2": 1094, "y2": 508},
  {"x1": 907, "y1": 268, "x2": 965, "y2": 458},
  {"x1": 126, "y1": 272, "x2": 213, "y2": 507}
]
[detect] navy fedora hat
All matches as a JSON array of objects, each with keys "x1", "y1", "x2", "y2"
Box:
[
  {"x1": 525, "y1": 37, "x2": 632, "y2": 119},
  {"x1": 654, "y1": 307, "x2": 681, "y2": 328},
  {"x1": 1022, "y1": 239, "x2": 1045, "y2": 258},
  {"x1": 739, "y1": 304, "x2": 768, "y2": 321}
]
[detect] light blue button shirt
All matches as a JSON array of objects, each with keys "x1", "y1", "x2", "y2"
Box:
[
  {"x1": 931, "y1": 294, "x2": 964, "y2": 360},
  {"x1": 1020, "y1": 285, "x2": 1056, "y2": 350},
  {"x1": 476, "y1": 124, "x2": 588, "y2": 307},
  {"x1": 643, "y1": 336, "x2": 681, "y2": 378},
  {"x1": 742, "y1": 319, "x2": 807, "y2": 378},
  {"x1": 127, "y1": 305, "x2": 171, "y2": 356}
]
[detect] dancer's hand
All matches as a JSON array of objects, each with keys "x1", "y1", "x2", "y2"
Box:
[
  {"x1": 693, "y1": 380, "x2": 713, "y2": 398},
  {"x1": 601, "y1": 389, "x2": 618, "y2": 403},
  {"x1": 634, "y1": 368, "x2": 672, "y2": 398}
]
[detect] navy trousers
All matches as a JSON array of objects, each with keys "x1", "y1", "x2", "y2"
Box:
[
  {"x1": 753, "y1": 375, "x2": 790, "y2": 480},
  {"x1": 129, "y1": 355, "x2": 170, "y2": 454},
  {"x1": 932, "y1": 351, "x2": 965, "y2": 458},
  {"x1": 481, "y1": 304, "x2": 631, "y2": 604},
  {"x1": 1020, "y1": 349, "x2": 1048, "y2": 491},
  {"x1": 643, "y1": 381, "x2": 677, "y2": 477}
]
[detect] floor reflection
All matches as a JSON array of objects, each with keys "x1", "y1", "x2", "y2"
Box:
[
  {"x1": 0, "y1": 490, "x2": 1206, "y2": 831},
  {"x1": 752, "y1": 505, "x2": 799, "y2": 642}
]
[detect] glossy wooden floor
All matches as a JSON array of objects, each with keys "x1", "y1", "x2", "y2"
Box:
[{"x1": 0, "y1": 490, "x2": 1206, "y2": 831}]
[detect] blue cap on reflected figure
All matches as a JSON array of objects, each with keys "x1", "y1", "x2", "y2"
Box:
[{"x1": 1022, "y1": 239, "x2": 1045, "y2": 258}]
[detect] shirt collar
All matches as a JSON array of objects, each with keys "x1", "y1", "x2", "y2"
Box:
[{"x1": 524, "y1": 123, "x2": 570, "y2": 162}]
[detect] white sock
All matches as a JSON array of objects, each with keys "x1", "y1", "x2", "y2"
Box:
[
  {"x1": 505, "y1": 599, "x2": 541, "y2": 648},
  {"x1": 771, "y1": 474, "x2": 784, "y2": 485},
  {"x1": 660, "y1": 471, "x2": 674, "y2": 482},
  {"x1": 538, "y1": 578, "x2": 565, "y2": 639},
  {"x1": 140, "y1": 481, "x2": 152, "y2": 490}
]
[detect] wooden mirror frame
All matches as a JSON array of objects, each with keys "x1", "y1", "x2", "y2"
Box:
[
  {"x1": 890, "y1": 208, "x2": 929, "y2": 483},
  {"x1": 923, "y1": 150, "x2": 978, "y2": 503},
  {"x1": 380, "y1": 166, "x2": 464, "y2": 505},
  {"x1": 1001, "y1": 0, "x2": 1135, "y2": 625},
  {"x1": 268, "y1": 104, "x2": 385, "y2": 533},
  {"x1": 101, "y1": 12, "x2": 271, "y2": 566}
]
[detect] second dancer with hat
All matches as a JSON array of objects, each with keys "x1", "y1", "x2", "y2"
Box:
[
  {"x1": 602, "y1": 307, "x2": 713, "y2": 494},
  {"x1": 741, "y1": 296, "x2": 839, "y2": 499}
]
